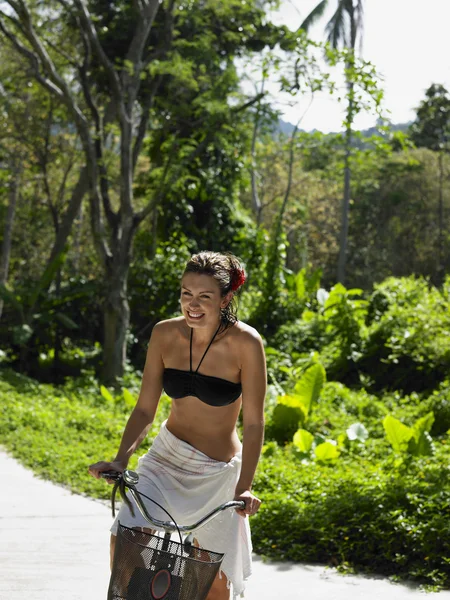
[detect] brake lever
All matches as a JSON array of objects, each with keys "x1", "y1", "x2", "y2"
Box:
[{"x1": 99, "y1": 470, "x2": 135, "y2": 518}]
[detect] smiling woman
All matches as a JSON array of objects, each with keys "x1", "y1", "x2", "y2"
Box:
[{"x1": 88, "y1": 251, "x2": 267, "y2": 600}]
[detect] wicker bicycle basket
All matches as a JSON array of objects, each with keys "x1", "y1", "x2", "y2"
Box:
[{"x1": 108, "y1": 523, "x2": 224, "y2": 600}]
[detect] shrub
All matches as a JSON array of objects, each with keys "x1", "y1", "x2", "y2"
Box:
[
  {"x1": 253, "y1": 445, "x2": 450, "y2": 589},
  {"x1": 358, "y1": 276, "x2": 450, "y2": 393},
  {"x1": 423, "y1": 380, "x2": 450, "y2": 437}
]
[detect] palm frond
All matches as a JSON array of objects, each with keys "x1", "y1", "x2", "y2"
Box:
[
  {"x1": 299, "y1": 0, "x2": 329, "y2": 32},
  {"x1": 325, "y1": 1, "x2": 348, "y2": 49},
  {"x1": 355, "y1": 0, "x2": 365, "y2": 54}
]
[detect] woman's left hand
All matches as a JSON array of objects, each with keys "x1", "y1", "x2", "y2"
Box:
[{"x1": 234, "y1": 489, "x2": 261, "y2": 517}]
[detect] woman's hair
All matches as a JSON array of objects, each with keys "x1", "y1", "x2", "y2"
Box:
[{"x1": 183, "y1": 251, "x2": 246, "y2": 329}]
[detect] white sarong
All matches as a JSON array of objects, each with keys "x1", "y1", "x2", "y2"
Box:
[{"x1": 110, "y1": 420, "x2": 252, "y2": 598}]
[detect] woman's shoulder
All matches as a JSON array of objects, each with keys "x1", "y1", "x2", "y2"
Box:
[
  {"x1": 231, "y1": 320, "x2": 264, "y2": 346},
  {"x1": 150, "y1": 316, "x2": 185, "y2": 340},
  {"x1": 231, "y1": 322, "x2": 266, "y2": 371}
]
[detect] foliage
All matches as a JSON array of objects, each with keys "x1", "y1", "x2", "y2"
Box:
[
  {"x1": 253, "y1": 445, "x2": 450, "y2": 590},
  {"x1": 2, "y1": 365, "x2": 450, "y2": 589},
  {"x1": 409, "y1": 84, "x2": 450, "y2": 151},
  {"x1": 423, "y1": 379, "x2": 450, "y2": 437},
  {"x1": 266, "y1": 362, "x2": 326, "y2": 444},
  {"x1": 255, "y1": 354, "x2": 450, "y2": 590},
  {"x1": 348, "y1": 148, "x2": 450, "y2": 288},
  {"x1": 359, "y1": 275, "x2": 450, "y2": 393},
  {"x1": 268, "y1": 275, "x2": 450, "y2": 394},
  {"x1": 383, "y1": 413, "x2": 435, "y2": 457},
  {"x1": 0, "y1": 368, "x2": 170, "y2": 495},
  {"x1": 0, "y1": 273, "x2": 102, "y2": 378}
]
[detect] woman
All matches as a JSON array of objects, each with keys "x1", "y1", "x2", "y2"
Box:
[{"x1": 88, "y1": 251, "x2": 267, "y2": 600}]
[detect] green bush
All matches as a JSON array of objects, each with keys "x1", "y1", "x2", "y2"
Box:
[
  {"x1": 253, "y1": 447, "x2": 450, "y2": 589},
  {"x1": 268, "y1": 275, "x2": 450, "y2": 393},
  {"x1": 0, "y1": 368, "x2": 170, "y2": 496},
  {"x1": 270, "y1": 313, "x2": 327, "y2": 356},
  {"x1": 423, "y1": 380, "x2": 450, "y2": 437},
  {"x1": 358, "y1": 276, "x2": 450, "y2": 392},
  {"x1": 2, "y1": 272, "x2": 450, "y2": 590}
]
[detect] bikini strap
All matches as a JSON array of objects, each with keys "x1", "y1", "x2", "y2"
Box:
[{"x1": 190, "y1": 324, "x2": 222, "y2": 374}]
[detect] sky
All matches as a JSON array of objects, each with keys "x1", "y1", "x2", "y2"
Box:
[{"x1": 253, "y1": 0, "x2": 450, "y2": 133}]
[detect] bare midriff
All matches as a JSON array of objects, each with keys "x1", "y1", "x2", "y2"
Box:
[{"x1": 166, "y1": 396, "x2": 242, "y2": 462}]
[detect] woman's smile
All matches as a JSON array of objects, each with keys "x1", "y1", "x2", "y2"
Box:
[{"x1": 187, "y1": 310, "x2": 205, "y2": 320}]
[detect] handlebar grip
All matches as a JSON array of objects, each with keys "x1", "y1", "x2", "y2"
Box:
[{"x1": 99, "y1": 470, "x2": 122, "y2": 480}]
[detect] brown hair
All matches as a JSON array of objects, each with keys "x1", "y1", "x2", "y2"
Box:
[{"x1": 183, "y1": 251, "x2": 246, "y2": 329}]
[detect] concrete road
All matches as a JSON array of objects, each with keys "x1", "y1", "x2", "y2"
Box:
[{"x1": 0, "y1": 448, "x2": 448, "y2": 599}]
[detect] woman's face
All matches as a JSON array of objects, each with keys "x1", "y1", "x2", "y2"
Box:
[{"x1": 180, "y1": 272, "x2": 230, "y2": 327}]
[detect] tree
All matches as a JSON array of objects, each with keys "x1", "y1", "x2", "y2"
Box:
[
  {"x1": 410, "y1": 84, "x2": 450, "y2": 283},
  {"x1": 410, "y1": 84, "x2": 450, "y2": 151},
  {"x1": 0, "y1": 0, "x2": 284, "y2": 383},
  {"x1": 0, "y1": 49, "x2": 90, "y2": 375},
  {"x1": 300, "y1": 0, "x2": 365, "y2": 284}
]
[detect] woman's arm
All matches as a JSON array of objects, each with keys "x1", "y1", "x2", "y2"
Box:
[
  {"x1": 234, "y1": 328, "x2": 267, "y2": 515},
  {"x1": 89, "y1": 322, "x2": 165, "y2": 477}
]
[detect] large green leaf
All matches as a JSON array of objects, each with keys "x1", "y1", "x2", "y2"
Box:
[
  {"x1": 293, "y1": 363, "x2": 326, "y2": 418},
  {"x1": 324, "y1": 283, "x2": 347, "y2": 311},
  {"x1": 383, "y1": 415, "x2": 413, "y2": 453},
  {"x1": 123, "y1": 388, "x2": 136, "y2": 409},
  {"x1": 100, "y1": 385, "x2": 114, "y2": 405},
  {"x1": 411, "y1": 411, "x2": 435, "y2": 441},
  {"x1": 315, "y1": 441, "x2": 340, "y2": 461},
  {"x1": 270, "y1": 401, "x2": 305, "y2": 444},
  {"x1": 293, "y1": 428, "x2": 314, "y2": 452},
  {"x1": 276, "y1": 395, "x2": 307, "y2": 423},
  {"x1": 408, "y1": 431, "x2": 435, "y2": 457},
  {"x1": 295, "y1": 268, "x2": 306, "y2": 299},
  {"x1": 408, "y1": 412, "x2": 436, "y2": 456}
]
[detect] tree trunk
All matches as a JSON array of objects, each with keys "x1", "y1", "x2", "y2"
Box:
[
  {"x1": 437, "y1": 150, "x2": 444, "y2": 284},
  {"x1": 99, "y1": 117, "x2": 135, "y2": 384},
  {"x1": 102, "y1": 267, "x2": 131, "y2": 385},
  {"x1": 52, "y1": 267, "x2": 63, "y2": 382},
  {"x1": 150, "y1": 204, "x2": 158, "y2": 260},
  {"x1": 337, "y1": 5, "x2": 358, "y2": 285},
  {"x1": 337, "y1": 134, "x2": 352, "y2": 284},
  {"x1": 265, "y1": 121, "x2": 300, "y2": 295},
  {"x1": 0, "y1": 158, "x2": 22, "y2": 320},
  {"x1": 250, "y1": 77, "x2": 264, "y2": 218},
  {"x1": 48, "y1": 167, "x2": 88, "y2": 266},
  {"x1": 337, "y1": 52, "x2": 355, "y2": 285}
]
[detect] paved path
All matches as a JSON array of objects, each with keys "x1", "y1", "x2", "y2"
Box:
[{"x1": 1, "y1": 448, "x2": 448, "y2": 599}]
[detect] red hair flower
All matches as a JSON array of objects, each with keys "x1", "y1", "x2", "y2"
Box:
[{"x1": 230, "y1": 267, "x2": 246, "y2": 292}]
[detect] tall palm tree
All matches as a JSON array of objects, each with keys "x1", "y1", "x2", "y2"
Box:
[
  {"x1": 301, "y1": 0, "x2": 365, "y2": 284},
  {"x1": 301, "y1": 0, "x2": 364, "y2": 51}
]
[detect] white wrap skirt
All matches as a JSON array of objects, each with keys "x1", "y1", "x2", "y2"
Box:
[{"x1": 110, "y1": 420, "x2": 252, "y2": 598}]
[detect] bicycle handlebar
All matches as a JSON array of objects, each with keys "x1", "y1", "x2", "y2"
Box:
[{"x1": 100, "y1": 469, "x2": 246, "y2": 535}]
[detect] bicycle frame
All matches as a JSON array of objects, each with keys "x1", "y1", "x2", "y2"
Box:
[{"x1": 102, "y1": 469, "x2": 245, "y2": 536}]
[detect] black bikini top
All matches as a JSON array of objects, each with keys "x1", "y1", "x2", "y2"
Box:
[{"x1": 163, "y1": 325, "x2": 242, "y2": 407}]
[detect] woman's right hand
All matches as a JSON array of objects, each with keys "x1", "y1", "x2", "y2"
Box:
[{"x1": 88, "y1": 459, "x2": 126, "y2": 484}]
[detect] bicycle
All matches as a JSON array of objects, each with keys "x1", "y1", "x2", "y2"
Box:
[{"x1": 100, "y1": 469, "x2": 245, "y2": 600}]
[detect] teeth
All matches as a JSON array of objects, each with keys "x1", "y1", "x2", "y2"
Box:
[{"x1": 189, "y1": 312, "x2": 203, "y2": 317}]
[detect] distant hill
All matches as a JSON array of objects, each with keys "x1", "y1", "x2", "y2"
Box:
[
  {"x1": 276, "y1": 118, "x2": 412, "y2": 138},
  {"x1": 277, "y1": 118, "x2": 299, "y2": 136}
]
